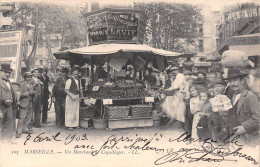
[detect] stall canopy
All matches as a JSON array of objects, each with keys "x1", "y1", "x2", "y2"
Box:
[{"x1": 54, "y1": 43, "x2": 181, "y2": 60}]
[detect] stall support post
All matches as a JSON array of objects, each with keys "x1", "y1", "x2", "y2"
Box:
[
  {"x1": 107, "y1": 64, "x2": 111, "y2": 82},
  {"x1": 91, "y1": 56, "x2": 94, "y2": 83}
]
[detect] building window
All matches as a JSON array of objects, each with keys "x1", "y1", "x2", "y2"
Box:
[
  {"x1": 199, "y1": 40, "x2": 203, "y2": 52},
  {"x1": 199, "y1": 24, "x2": 203, "y2": 33},
  {"x1": 40, "y1": 60, "x2": 43, "y2": 65}
]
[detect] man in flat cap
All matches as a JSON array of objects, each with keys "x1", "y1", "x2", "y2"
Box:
[
  {"x1": 16, "y1": 72, "x2": 34, "y2": 138},
  {"x1": 0, "y1": 67, "x2": 16, "y2": 143},
  {"x1": 52, "y1": 68, "x2": 69, "y2": 127},
  {"x1": 225, "y1": 68, "x2": 259, "y2": 145}
]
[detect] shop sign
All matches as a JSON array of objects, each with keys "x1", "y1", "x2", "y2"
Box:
[
  {"x1": 227, "y1": 36, "x2": 260, "y2": 45},
  {"x1": 145, "y1": 97, "x2": 154, "y2": 103},
  {"x1": 92, "y1": 86, "x2": 100, "y2": 91},
  {"x1": 224, "y1": 7, "x2": 260, "y2": 22},
  {"x1": 103, "y1": 99, "x2": 113, "y2": 105},
  {"x1": 87, "y1": 9, "x2": 144, "y2": 45}
]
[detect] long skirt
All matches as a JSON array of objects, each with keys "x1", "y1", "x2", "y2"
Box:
[
  {"x1": 192, "y1": 113, "x2": 200, "y2": 139},
  {"x1": 65, "y1": 95, "x2": 79, "y2": 127},
  {"x1": 161, "y1": 91, "x2": 186, "y2": 122}
]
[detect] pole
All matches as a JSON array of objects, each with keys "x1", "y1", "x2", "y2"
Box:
[{"x1": 86, "y1": 1, "x2": 91, "y2": 46}]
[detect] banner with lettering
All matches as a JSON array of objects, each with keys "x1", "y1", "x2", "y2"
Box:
[{"x1": 86, "y1": 9, "x2": 145, "y2": 45}]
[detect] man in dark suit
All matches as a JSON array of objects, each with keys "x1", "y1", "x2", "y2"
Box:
[
  {"x1": 16, "y1": 72, "x2": 34, "y2": 138},
  {"x1": 30, "y1": 68, "x2": 43, "y2": 128},
  {"x1": 225, "y1": 68, "x2": 259, "y2": 145},
  {"x1": 0, "y1": 67, "x2": 15, "y2": 142},
  {"x1": 52, "y1": 68, "x2": 68, "y2": 127},
  {"x1": 39, "y1": 68, "x2": 50, "y2": 123}
]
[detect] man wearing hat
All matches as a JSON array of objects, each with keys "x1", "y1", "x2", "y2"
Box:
[
  {"x1": 0, "y1": 67, "x2": 16, "y2": 142},
  {"x1": 16, "y1": 72, "x2": 34, "y2": 138},
  {"x1": 225, "y1": 68, "x2": 259, "y2": 145},
  {"x1": 39, "y1": 67, "x2": 50, "y2": 123},
  {"x1": 64, "y1": 66, "x2": 81, "y2": 131},
  {"x1": 30, "y1": 68, "x2": 43, "y2": 128},
  {"x1": 52, "y1": 68, "x2": 69, "y2": 127}
]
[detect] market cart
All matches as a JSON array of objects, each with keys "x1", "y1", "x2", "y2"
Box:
[{"x1": 54, "y1": 43, "x2": 181, "y2": 129}]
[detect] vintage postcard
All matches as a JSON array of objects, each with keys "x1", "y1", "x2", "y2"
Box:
[{"x1": 0, "y1": 0, "x2": 259, "y2": 166}]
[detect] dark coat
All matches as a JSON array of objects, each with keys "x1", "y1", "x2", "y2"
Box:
[
  {"x1": 236, "y1": 90, "x2": 259, "y2": 135},
  {"x1": 52, "y1": 76, "x2": 68, "y2": 100},
  {"x1": 19, "y1": 81, "x2": 33, "y2": 108},
  {"x1": 0, "y1": 78, "x2": 13, "y2": 110}
]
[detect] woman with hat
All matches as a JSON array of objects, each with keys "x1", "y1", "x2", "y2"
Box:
[{"x1": 64, "y1": 66, "x2": 81, "y2": 131}]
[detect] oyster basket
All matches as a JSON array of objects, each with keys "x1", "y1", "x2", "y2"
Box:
[
  {"x1": 130, "y1": 105, "x2": 152, "y2": 118},
  {"x1": 79, "y1": 106, "x2": 97, "y2": 119},
  {"x1": 106, "y1": 106, "x2": 130, "y2": 119}
]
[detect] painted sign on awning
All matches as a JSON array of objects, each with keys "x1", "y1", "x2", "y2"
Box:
[{"x1": 86, "y1": 8, "x2": 146, "y2": 45}]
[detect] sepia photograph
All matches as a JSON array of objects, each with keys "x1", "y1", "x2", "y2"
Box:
[{"x1": 0, "y1": 0, "x2": 259, "y2": 166}]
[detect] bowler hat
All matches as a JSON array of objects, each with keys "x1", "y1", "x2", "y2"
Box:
[
  {"x1": 12, "y1": 82, "x2": 20, "y2": 87},
  {"x1": 170, "y1": 67, "x2": 179, "y2": 71},
  {"x1": 71, "y1": 66, "x2": 81, "y2": 73},
  {"x1": 0, "y1": 66, "x2": 13, "y2": 73},
  {"x1": 225, "y1": 68, "x2": 248, "y2": 80}
]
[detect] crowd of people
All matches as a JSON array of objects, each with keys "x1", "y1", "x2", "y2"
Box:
[
  {"x1": 0, "y1": 67, "x2": 50, "y2": 142},
  {"x1": 144, "y1": 51, "x2": 259, "y2": 146},
  {"x1": 0, "y1": 50, "x2": 259, "y2": 146}
]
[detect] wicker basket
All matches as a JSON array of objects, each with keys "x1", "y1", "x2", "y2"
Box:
[
  {"x1": 107, "y1": 106, "x2": 130, "y2": 119},
  {"x1": 79, "y1": 106, "x2": 97, "y2": 119},
  {"x1": 130, "y1": 105, "x2": 152, "y2": 118}
]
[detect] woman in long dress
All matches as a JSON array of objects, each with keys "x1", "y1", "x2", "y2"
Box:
[{"x1": 64, "y1": 66, "x2": 81, "y2": 131}]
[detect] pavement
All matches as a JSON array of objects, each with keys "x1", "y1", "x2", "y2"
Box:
[{"x1": 0, "y1": 103, "x2": 184, "y2": 144}]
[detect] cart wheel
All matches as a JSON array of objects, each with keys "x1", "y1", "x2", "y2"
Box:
[{"x1": 48, "y1": 92, "x2": 53, "y2": 111}]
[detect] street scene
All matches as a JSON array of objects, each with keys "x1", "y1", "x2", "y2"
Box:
[{"x1": 0, "y1": 0, "x2": 260, "y2": 167}]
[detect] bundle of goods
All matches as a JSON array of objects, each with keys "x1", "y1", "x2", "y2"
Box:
[
  {"x1": 147, "y1": 89, "x2": 161, "y2": 98},
  {"x1": 210, "y1": 95, "x2": 232, "y2": 115},
  {"x1": 93, "y1": 79, "x2": 107, "y2": 86},
  {"x1": 130, "y1": 105, "x2": 152, "y2": 118},
  {"x1": 86, "y1": 86, "x2": 151, "y2": 99},
  {"x1": 115, "y1": 79, "x2": 143, "y2": 87},
  {"x1": 221, "y1": 50, "x2": 254, "y2": 68},
  {"x1": 106, "y1": 106, "x2": 130, "y2": 119}
]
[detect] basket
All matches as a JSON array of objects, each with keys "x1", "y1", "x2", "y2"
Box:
[
  {"x1": 93, "y1": 119, "x2": 108, "y2": 129},
  {"x1": 79, "y1": 106, "x2": 97, "y2": 119},
  {"x1": 130, "y1": 105, "x2": 152, "y2": 118},
  {"x1": 79, "y1": 118, "x2": 89, "y2": 129},
  {"x1": 107, "y1": 106, "x2": 130, "y2": 119}
]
